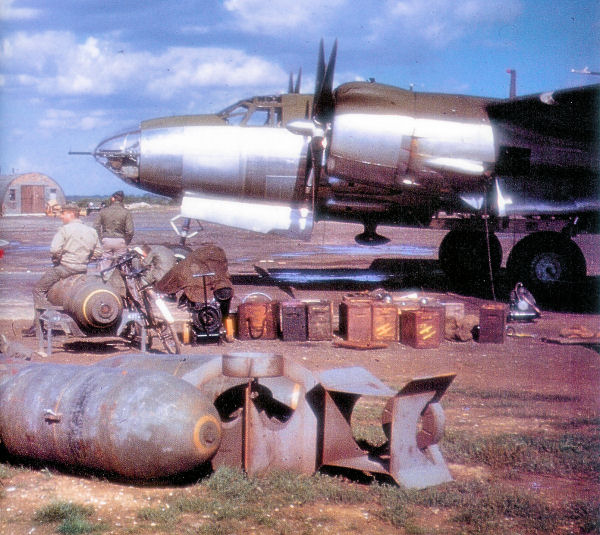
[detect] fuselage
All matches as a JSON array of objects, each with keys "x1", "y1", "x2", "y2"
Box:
[{"x1": 94, "y1": 81, "x2": 600, "y2": 226}]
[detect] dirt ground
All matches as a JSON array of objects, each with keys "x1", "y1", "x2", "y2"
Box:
[{"x1": 0, "y1": 207, "x2": 598, "y2": 534}]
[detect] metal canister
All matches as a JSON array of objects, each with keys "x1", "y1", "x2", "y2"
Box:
[{"x1": 224, "y1": 314, "x2": 236, "y2": 342}]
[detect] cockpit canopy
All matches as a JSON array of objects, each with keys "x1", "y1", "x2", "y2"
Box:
[{"x1": 217, "y1": 96, "x2": 283, "y2": 126}]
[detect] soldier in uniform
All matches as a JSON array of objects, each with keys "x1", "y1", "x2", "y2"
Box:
[
  {"x1": 134, "y1": 244, "x2": 177, "y2": 287},
  {"x1": 94, "y1": 190, "x2": 134, "y2": 270},
  {"x1": 23, "y1": 204, "x2": 102, "y2": 336}
]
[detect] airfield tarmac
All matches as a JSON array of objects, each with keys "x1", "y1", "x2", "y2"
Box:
[
  {"x1": 1, "y1": 205, "x2": 599, "y2": 320},
  {"x1": 0, "y1": 206, "x2": 598, "y2": 534}
]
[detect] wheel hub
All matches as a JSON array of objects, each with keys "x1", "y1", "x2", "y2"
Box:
[{"x1": 532, "y1": 252, "x2": 562, "y2": 282}]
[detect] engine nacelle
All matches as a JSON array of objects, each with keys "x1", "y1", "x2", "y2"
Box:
[{"x1": 328, "y1": 83, "x2": 494, "y2": 194}]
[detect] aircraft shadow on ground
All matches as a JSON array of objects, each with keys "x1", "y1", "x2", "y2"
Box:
[{"x1": 231, "y1": 258, "x2": 599, "y2": 314}]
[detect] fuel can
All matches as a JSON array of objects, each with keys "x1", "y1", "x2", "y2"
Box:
[
  {"x1": 478, "y1": 303, "x2": 506, "y2": 343},
  {"x1": 400, "y1": 308, "x2": 443, "y2": 349},
  {"x1": 305, "y1": 300, "x2": 333, "y2": 341},
  {"x1": 280, "y1": 301, "x2": 308, "y2": 341}
]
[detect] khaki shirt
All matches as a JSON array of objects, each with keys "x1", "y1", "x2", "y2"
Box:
[
  {"x1": 50, "y1": 220, "x2": 102, "y2": 271},
  {"x1": 141, "y1": 245, "x2": 176, "y2": 285},
  {"x1": 94, "y1": 201, "x2": 134, "y2": 243}
]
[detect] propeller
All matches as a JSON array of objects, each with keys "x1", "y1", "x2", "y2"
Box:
[
  {"x1": 286, "y1": 40, "x2": 338, "y2": 222},
  {"x1": 287, "y1": 40, "x2": 391, "y2": 247},
  {"x1": 313, "y1": 39, "x2": 337, "y2": 124},
  {"x1": 287, "y1": 68, "x2": 303, "y2": 94}
]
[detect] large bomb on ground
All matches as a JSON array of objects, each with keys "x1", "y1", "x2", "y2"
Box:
[{"x1": 0, "y1": 360, "x2": 222, "y2": 479}]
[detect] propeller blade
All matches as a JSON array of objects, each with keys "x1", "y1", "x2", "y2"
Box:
[
  {"x1": 288, "y1": 72, "x2": 294, "y2": 94},
  {"x1": 324, "y1": 40, "x2": 338, "y2": 92},
  {"x1": 294, "y1": 67, "x2": 302, "y2": 94},
  {"x1": 314, "y1": 39, "x2": 337, "y2": 123},
  {"x1": 313, "y1": 39, "x2": 326, "y2": 116},
  {"x1": 287, "y1": 40, "x2": 339, "y2": 220},
  {"x1": 309, "y1": 39, "x2": 338, "y2": 214}
]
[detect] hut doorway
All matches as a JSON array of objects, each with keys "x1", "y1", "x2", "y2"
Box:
[{"x1": 20, "y1": 185, "x2": 45, "y2": 213}]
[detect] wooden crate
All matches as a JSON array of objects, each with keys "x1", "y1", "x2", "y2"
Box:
[{"x1": 441, "y1": 301, "x2": 465, "y2": 320}]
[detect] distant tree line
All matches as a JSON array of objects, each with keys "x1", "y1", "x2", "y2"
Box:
[{"x1": 67, "y1": 194, "x2": 178, "y2": 207}]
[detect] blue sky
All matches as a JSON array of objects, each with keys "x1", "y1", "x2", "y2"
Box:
[{"x1": 1, "y1": 0, "x2": 598, "y2": 196}]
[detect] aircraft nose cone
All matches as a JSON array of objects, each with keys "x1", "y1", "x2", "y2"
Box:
[{"x1": 94, "y1": 129, "x2": 141, "y2": 184}]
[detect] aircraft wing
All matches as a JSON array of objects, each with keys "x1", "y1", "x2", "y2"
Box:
[{"x1": 485, "y1": 83, "x2": 599, "y2": 145}]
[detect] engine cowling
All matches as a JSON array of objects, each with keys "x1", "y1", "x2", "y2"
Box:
[{"x1": 328, "y1": 82, "x2": 495, "y2": 195}]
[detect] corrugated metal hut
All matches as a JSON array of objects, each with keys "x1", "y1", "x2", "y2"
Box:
[{"x1": 0, "y1": 173, "x2": 66, "y2": 215}]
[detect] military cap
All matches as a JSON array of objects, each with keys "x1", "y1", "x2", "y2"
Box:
[
  {"x1": 112, "y1": 190, "x2": 125, "y2": 200},
  {"x1": 62, "y1": 203, "x2": 81, "y2": 215}
]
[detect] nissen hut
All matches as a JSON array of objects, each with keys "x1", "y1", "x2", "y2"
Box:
[{"x1": 0, "y1": 173, "x2": 66, "y2": 216}]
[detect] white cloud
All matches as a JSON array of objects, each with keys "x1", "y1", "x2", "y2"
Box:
[
  {"x1": 2, "y1": 154, "x2": 35, "y2": 174},
  {"x1": 145, "y1": 47, "x2": 287, "y2": 99},
  {"x1": 224, "y1": 0, "x2": 345, "y2": 35},
  {"x1": 1, "y1": 31, "x2": 287, "y2": 100},
  {"x1": 39, "y1": 109, "x2": 112, "y2": 131},
  {"x1": 0, "y1": 0, "x2": 40, "y2": 20},
  {"x1": 371, "y1": 0, "x2": 522, "y2": 47},
  {"x1": 223, "y1": 0, "x2": 521, "y2": 47}
]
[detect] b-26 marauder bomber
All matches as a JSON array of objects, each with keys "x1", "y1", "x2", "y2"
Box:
[{"x1": 90, "y1": 41, "x2": 599, "y2": 299}]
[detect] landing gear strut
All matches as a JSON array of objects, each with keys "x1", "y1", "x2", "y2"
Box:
[
  {"x1": 355, "y1": 221, "x2": 390, "y2": 246},
  {"x1": 170, "y1": 215, "x2": 202, "y2": 261}
]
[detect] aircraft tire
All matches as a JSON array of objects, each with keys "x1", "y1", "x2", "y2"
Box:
[
  {"x1": 438, "y1": 229, "x2": 502, "y2": 288},
  {"x1": 506, "y1": 231, "x2": 586, "y2": 301}
]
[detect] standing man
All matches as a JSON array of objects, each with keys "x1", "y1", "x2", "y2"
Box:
[
  {"x1": 23, "y1": 204, "x2": 102, "y2": 336},
  {"x1": 94, "y1": 190, "x2": 134, "y2": 270}
]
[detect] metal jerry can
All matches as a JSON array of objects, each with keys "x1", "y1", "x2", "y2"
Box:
[
  {"x1": 280, "y1": 301, "x2": 308, "y2": 341},
  {"x1": 236, "y1": 293, "x2": 278, "y2": 340},
  {"x1": 478, "y1": 303, "x2": 506, "y2": 343},
  {"x1": 371, "y1": 301, "x2": 399, "y2": 342},
  {"x1": 339, "y1": 296, "x2": 373, "y2": 342},
  {"x1": 305, "y1": 300, "x2": 333, "y2": 341}
]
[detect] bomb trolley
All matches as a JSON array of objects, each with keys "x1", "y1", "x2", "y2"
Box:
[{"x1": 35, "y1": 251, "x2": 182, "y2": 355}]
